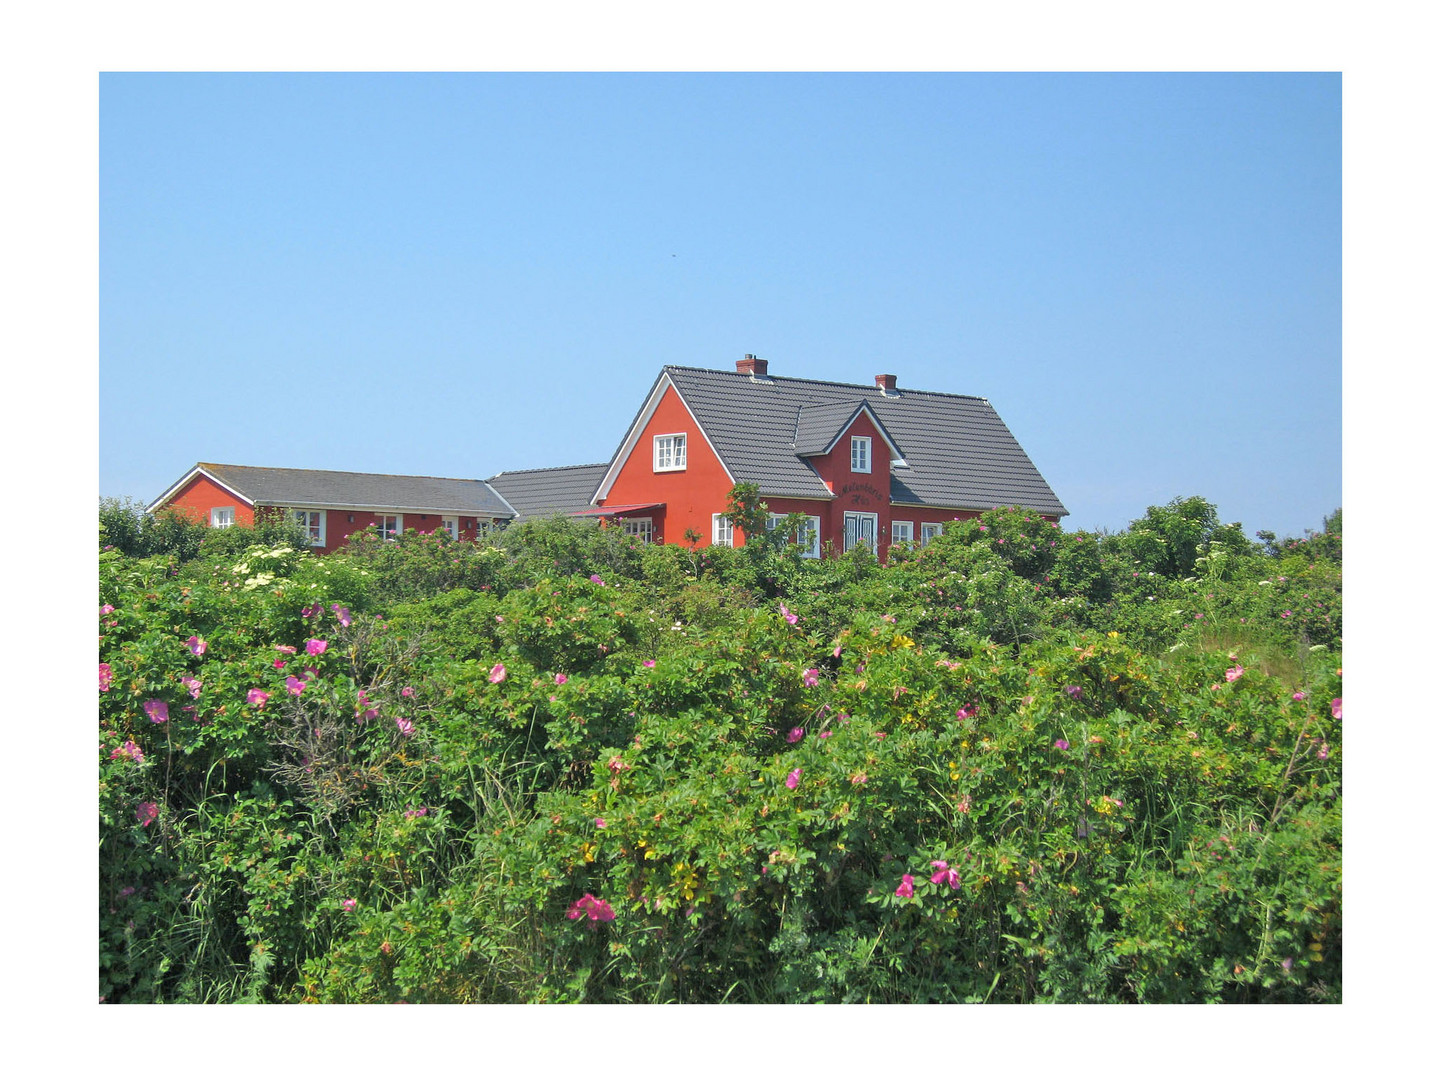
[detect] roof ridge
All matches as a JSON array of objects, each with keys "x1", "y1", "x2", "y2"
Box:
[
  {"x1": 202, "y1": 462, "x2": 493, "y2": 485},
  {"x1": 662, "y1": 365, "x2": 990, "y2": 403},
  {"x1": 488, "y1": 462, "x2": 609, "y2": 478}
]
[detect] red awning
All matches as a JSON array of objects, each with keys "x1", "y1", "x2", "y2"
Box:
[{"x1": 568, "y1": 503, "x2": 665, "y2": 517}]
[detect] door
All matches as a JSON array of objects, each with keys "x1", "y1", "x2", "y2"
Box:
[{"x1": 843, "y1": 511, "x2": 878, "y2": 553}]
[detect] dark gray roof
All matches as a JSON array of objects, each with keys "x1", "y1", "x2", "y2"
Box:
[
  {"x1": 793, "y1": 400, "x2": 905, "y2": 459},
  {"x1": 185, "y1": 463, "x2": 516, "y2": 518},
  {"x1": 661, "y1": 367, "x2": 1067, "y2": 516},
  {"x1": 486, "y1": 463, "x2": 609, "y2": 521}
]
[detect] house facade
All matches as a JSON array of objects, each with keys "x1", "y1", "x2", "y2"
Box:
[
  {"x1": 585, "y1": 357, "x2": 1066, "y2": 560},
  {"x1": 149, "y1": 356, "x2": 1065, "y2": 562},
  {"x1": 147, "y1": 463, "x2": 517, "y2": 554}
]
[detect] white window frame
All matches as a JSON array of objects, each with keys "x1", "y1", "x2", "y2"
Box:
[
  {"x1": 920, "y1": 522, "x2": 944, "y2": 546},
  {"x1": 441, "y1": 516, "x2": 459, "y2": 540},
  {"x1": 292, "y1": 509, "x2": 326, "y2": 547},
  {"x1": 653, "y1": 433, "x2": 688, "y2": 472},
  {"x1": 621, "y1": 517, "x2": 654, "y2": 544},
  {"x1": 376, "y1": 514, "x2": 403, "y2": 541},
  {"x1": 210, "y1": 506, "x2": 235, "y2": 529},
  {"x1": 890, "y1": 520, "x2": 914, "y2": 546},
  {"x1": 844, "y1": 511, "x2": 878, "y2": 553},
  {"x1": 767, "y1": 513, "x2": 822, "y2": 559},
  {"x1": 850, "y1": 436, "x2": 871, "y2": 474},
  {"x1": 712, "y1": 513, "x2": 734, "y2": 547}
]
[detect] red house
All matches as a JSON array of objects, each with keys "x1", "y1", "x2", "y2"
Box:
[
  {"x1": 147, "y1": 463, "x2": 517, "y2": 554},
  {"x1": 491, "y1": 357, "x2": 1067, "y2": 560}
]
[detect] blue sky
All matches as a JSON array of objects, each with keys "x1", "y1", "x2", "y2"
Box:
[{"x1": 101, "y1": 72, "x2": 1340, "y2": 537}]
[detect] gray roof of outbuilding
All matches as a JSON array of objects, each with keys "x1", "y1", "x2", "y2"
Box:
[
  {"x1": 486, "y1": 463, "x2": 610, "y2": 521},
  {"x1": 661, "y1": 366, "x2": 1068, "y2": 516},
  {"x1": 186, "y1": 463, "x2": 517, "y2": 517}
]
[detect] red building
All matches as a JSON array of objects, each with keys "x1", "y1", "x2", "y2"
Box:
[
  {"x1": 147, "y1": 463, "x2": 517, "y2": 554},
  {"x1": 152, "y1": 358, "x2": 1066, "y2": 562}
]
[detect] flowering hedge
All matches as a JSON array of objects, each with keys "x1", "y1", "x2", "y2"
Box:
[{"x1": 98, "y1": 500, "x2": 1342, "y2": 1003}]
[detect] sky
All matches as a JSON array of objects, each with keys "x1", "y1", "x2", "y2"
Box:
[{"x1": 100, "y1": 72, "x2": 1341, "y2": 538}]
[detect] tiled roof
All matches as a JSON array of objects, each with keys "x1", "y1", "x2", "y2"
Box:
[
  {"x1": 188, "y1": 463, "x2": 516, "y2": 518},
  {"x1": 661, "y1": 366, "x2": 1067, "y2": 516},
  {"x1": 486, "y1": 463, "x2": 609, "y2": 521}
]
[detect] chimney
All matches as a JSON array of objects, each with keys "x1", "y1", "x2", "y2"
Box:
[
  {"x1": 875, "y1": 373, "x2": 898, "y2": 396},
  {"x1": 736, "y1": 353, "x2": 769, "y2": 377}
]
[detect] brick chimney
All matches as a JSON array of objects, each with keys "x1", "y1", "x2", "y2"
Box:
[
  {"x1": 875, "y1": 373, "x2": 898, "y2": 396},
  {"x1": 736, "y1": 354, "x2": 768, "y2": 377}
]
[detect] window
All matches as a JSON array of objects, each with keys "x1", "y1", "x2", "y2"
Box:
[
  {"x1": 442, "y1": 517, "x2": 459, "y2": 540},
  {"x1": 712, "y1": 514, "x2": 734, "y2": 547},
  {"x1": 377, "y1": 514, "x2": 402, "y2": 541},
  {"x1": 653, "y1": 433, "x2": 687, "y2": 472},
  {"x1": 851, "y1": 436, "x2": 871, "y2": 474},
  {"x1": 292, "y1": 509, "x2": 326, "y2": 546},
  {"x1": 210, "y1": 506, "x2": 235, "y2": 529},
  {"x1": 844, "y1": 511, "x2": 878, "y2": 553},
  {"x1": 890, "y1": 520, "x2": 913, "y2": 546},
  {"x1": 920, "y1": 522, "x2": 944, "y2": 545},
  {"x1": 767, "y1": 513, "x2": 822, "y2": 558},
  {"x1": 621, "y1": 517, "x2": 654, "y2": 544}
]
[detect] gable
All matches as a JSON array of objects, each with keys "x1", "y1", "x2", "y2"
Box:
[{"x1": 594, "y1": 374, "x2": 734, "y2": 503}]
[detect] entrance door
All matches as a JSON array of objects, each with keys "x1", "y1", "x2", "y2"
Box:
[{"x1": 843, "y1": 511, "x2": 878, "y2": 553}]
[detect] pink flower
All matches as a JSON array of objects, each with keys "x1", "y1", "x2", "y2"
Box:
[
  {"x1": 1331, "y1": 698, "x2": 1342, "y2": 720},
  {"x1": 273, "y1": 659, "x2": 287, "y2": 670},
  {"x1": 135, "y1": 801, "x2": 158, "y2": 826},
  {"x1": 362, "y1": 708, "x2": 379, "y2": 722},
  {"x1": 802, "y1": 669, "x2": 819, "y2": 688},
  {"x1": 1225, "y1": 665, "x2": 1244, "y2": 683},
  {"x1": 99, "y1": 604, "x2": 115, "y2": 616},
  {"x1": 589, "y1": 574, "x2": 606, "y2": 586},
  {"x1": 1292, "y1": 691, "x2": 1308, "y2": 701},
  {"x1": 301, "y1": 605, "x2": 319, "y2": 618},
  {"x1": 819, "y1": 731, "x2": 832, "y2": 738},
  {"x1": 305, "y1": 639, "x2": 328, "y2": 656},
  {"x1": 401, "y1": 686, "x2": 414, "y2": 697},
  {"x1": 894, "y1": 874, "x2": 915, "y2": 898},
  {"x1": 488, "y1": 663, "x2": 507, "y2": 683},
  {"x1": 785, "y1": 767, "x2": 803, "y2": 789},
  {"x1": 99, "y1": 663, "x2": 112, "y2": 692},
  {"x1": 566, "y1": 893, "x2": 616, "y2": 921},
  {"x1": 404, "y1": 806, "x2": 429, "y2": 819},
  {"x1": 832, "y1": 645, "x2": 842, "y2": 658},
  {"x1": 143, "y1": 699, "x2": 169, "y2": 724},
  {"x1": 495, "y1": 615, "x2": 503, "y2": 623},
  {"x1": 1064, "y1": 684, "x2": 1082, "y2": 699},
  {"x1": 955, "y1": 704, "x2": 974, "y2": 721},
  {"x1": 109, "y1": 740, "x2": 144, "y2": 764},
  {"x1": 1318, "y1": 743, "x2": 1329, "y2": 761},
  {"x1": 787, "y1": 726, "x2": 804, "y2": 743},
  {"x1": 554, "y1": 673, "x2": 568, "y2": 685},
  {"x1": 331, "y1": 604, "x2": 352, "y2": 627},
  {"x1": 930, "y1": 861, "x2": 960, "y2": 889},
  {"x1": 1054, "y1": 739, "x2": 1070, "y2": 751},
  {"x1": 1281, "y1": 610, "x2": 1291, "y2": 618},
  {"x1": 285, "y1": 675, "x2": 306, "y2": 696},
  {"x1": 341, "y1": 898, "x2": 357, "y2": 912},
  {"x1": 274, "y1": 644, "x2": 297, "y2": 654},
  {"x1": 780, "y1": 602, "x2": 798, "y2": 625},
  {"x1": 396, "y1": 717, "x2": 415, "y2": 736},
  {"x1": 181, "y1": 676, "x2": 202, "y2": 699},
  {"x1": 643, "y1": 659, "x2": 656, "y2": 668},
  {"x1": 185, "y1": 635, "x2": 207, "y2": 656},
  {"x1": 595, "y1": 817, "x2": 607, "y2": 828},
  {"x1": 247, "y1": 688, "x2": 270, "y2": 708}
]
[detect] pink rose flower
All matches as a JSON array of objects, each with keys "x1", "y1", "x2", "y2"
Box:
[
  {"x1": 894, "y1": 874, "x2": 915, "y2": 898},
  {"x1": 247, "y1": 688, "x2": 270, "y2": 708},
  {"x1": 1292, "y1": 691, "x2": 1307, "y2": 701},
  {"x1": 401, "y1": 686, "x2": 414, "y2": 697},
  {"x1": 780, "y1": 602, "x2": 798, "y2": 625},
  {"x1": 285, "y1": 675, "x2": 306, "y2": 696},
  {"x1": 488, "y1": 663, "x2": 507, "y2": 683},
  {"x1": 595, "y1": 817, "x2": 607, "y2": 828},
  {"x1": 274, "y1": 645, "x2": 297, "y2": 654},
  {"x1": 185, "y1": 635, "x2": 207, "y2": 656},
  {"x1": 785, "y1": 767, "x2": 803, "y2": 790},
  {"x1": 1331, "y1": 698, "x2": 1342, "y2": 720},
  {"x1": 554, "y1": 673, "x2": 568, "y2": 685},
  {"x1": 305, "y1": 639, "x2": 328, "y2": 656},
  {"x1": 143, "y1": 699, "x2": 168, "y2": 724},
  {"x1": 99, "y1": 604, "x2": 115, "y2": 616},
  {"x1": 341, "y1": 898, "x2": 357, "y2": 912},
  {"x1": 331, "y1": 604, "x2": 352, "y2": 627},
  {"x1": 135, "y1": 801, "x2": 159, "y2": 826},
  {"x1": 99, "y1": 663, "x2": 112, "y2": 692},
  {"x1": 930, "y1": 861, "x2": 960, "y2": 889},
  {"x1": 802, "y1": 669, "x2": 819, "y2": 688},
  {"x1": 396, "y1": 717, "x2": 415, "y2": 736},
  {"x1": 643, "y1": 659, "x2": 656, "y2": 668},
  {"x1": 786, "y1": 727, "x2": 804, "y2": 743},
  {"x1": 1225, "y1": 666, "x2": 1244, "y2": 683},
  {"x1": 1054, "y1": 739, "x2": 1070, "y2": 751}
]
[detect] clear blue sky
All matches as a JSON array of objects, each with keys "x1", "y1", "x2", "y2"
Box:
[{"x1": 100, "y1": 72, "x2": 1340, "y2": 538}]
